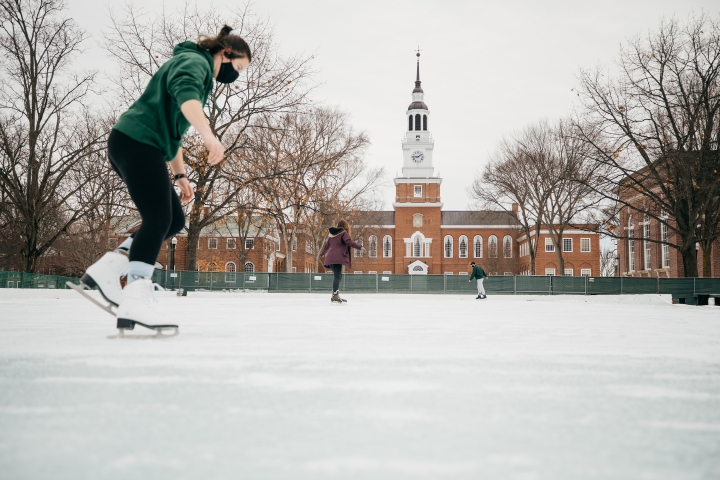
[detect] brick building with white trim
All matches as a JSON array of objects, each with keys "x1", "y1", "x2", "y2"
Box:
[{"x1": 349, "y1": 54, "x2": 600, "y2": 276}]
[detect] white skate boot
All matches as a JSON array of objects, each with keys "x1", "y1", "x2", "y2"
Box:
[
  {"x1": 68, "y1": 251, "x2": 129, "y2": 313},
  {"x1": 81, "y1": 251, "x2": 128, "y2": 306},
  {"x1": 114, "y1": 279, "x2": 178, "y2": 338}
]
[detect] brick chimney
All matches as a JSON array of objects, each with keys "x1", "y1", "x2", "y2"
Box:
[{"x1": 512, "y1": 203, "x2": 519, "y2": 214}]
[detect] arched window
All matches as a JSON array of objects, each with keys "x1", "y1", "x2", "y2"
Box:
[
  {"x1": 408, "y1": 115, "x2": 413, "y2": 131},
  {"x1": 474, "y1": 235, "x2": 483, "y2": 258},
  {"x1": 628, "y1": 216, "x2": 635, "y2": 271},
  {"x1": 383, "y1": 235, "x2": 392, "y2": 258},
  {"x1": 643, "y1": 213, "x2": 651, "y2": 270},
  {"x1": 244, "y1": 262, "x2": 254, "y2": 273},
  {"x1": 488, "y1": 235, "x2": 498, "y2": 258},
  {"x1": 459, "y1": 235, "x2": 468, "y2": 258},
  {"x1": 225, "y1": 262, "x2": 236, "y2": 283},
  {"x1": 368, "y1": 235, "x2": 378, "y2": 258},
  {"x1": 423, "y1": 114, "x2": 427, "y2": 131},
  {"x1": 414, "y1": 114, "x2": 421, "y2": 130},
  {"x1": 355, "y1": 238, "x2": 364, "y2": 257},
  {"x1": 413, "y1": 235, "x2": 422, "y2": 257},
  {"x1": 503, "y1": 235, "x2": 512, "y2": 258},
  {"x1": 661, "y1": 211, "x2": 670, "y2": 268},
  {"x1": 444, "y1": 235, "x2": 453, "y2": 258}
]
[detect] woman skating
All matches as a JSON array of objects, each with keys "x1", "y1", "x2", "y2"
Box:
[
  {"x1": 80, "y1": 26, "x2": 251, "y2": 327},
  {"x1": 319, "y1": 220, "x2": 364, "y2": 303}
]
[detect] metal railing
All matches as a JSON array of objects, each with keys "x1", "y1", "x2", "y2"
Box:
[
  {"x1": 147, "y1": 270, "x2": 718, "y2": 304},
  {"x1": 2, "y1": 270, "x2": 718, "y2": 305},
  {"x1": 0, "y1": 271, "x2": 81, "y2": 290}
]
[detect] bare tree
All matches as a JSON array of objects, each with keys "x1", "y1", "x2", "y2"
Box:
[
  {"x1": 0, "y1": 0, "x2": 107, "y2": 272},
  {"x1": 541, "y1": 119, "x2": 603, "y2": 274},
  {"x1": 223, "y1": 187, "x2": 273, "y2": 272},
  {"x1": 600, "y1": 244, "x2": 618, "y2": 277},
  {"x1": 472, "y1": 119, "x2": 601, "y2": 274},
  {"x1": 56, "y1": 148, "x2": 133, "y2": 275},
  {"x1": 574, "y1": 13, "x2": 720, "y2": 277},
  {"x1": 102, "y1": 2, "x2": 316, "y2": 271},
  {"x1": 248, "y1": 108, "x2": 371, "y2": 272},
  {"x1": 471, "y1": 122, "x2": 552, "y2": 275}
]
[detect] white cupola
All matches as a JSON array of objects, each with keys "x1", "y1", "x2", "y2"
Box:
[{"x1": 401, "y1": 50, "x2": 435, "y2": 178}]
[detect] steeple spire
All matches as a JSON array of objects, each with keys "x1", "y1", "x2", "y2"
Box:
[{"x1": 414, "y1": 47, "x2": 423, "y2": 93}]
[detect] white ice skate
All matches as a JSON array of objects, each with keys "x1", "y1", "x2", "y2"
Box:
[
  {"x1": 67, "y1": 251, "x2": 128, "y2": 314},
  {"x1": 112, "y1": 278, "x2": 178, "y2": 339}
]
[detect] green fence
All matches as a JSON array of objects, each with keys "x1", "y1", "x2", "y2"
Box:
[
  {"x1": 2, "y1": 270, "x2": 719, "y2": 305},
  {"x1": 0, "y1": 271, "x2": 80, "y2": 289},
  {"x1": 145, "y1": 271, "x2": 718, "y2": 304}
]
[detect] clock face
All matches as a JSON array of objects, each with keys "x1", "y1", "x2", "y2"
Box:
[{"x1": 411, "y1": 151, "x2": 424, "y2": 164}]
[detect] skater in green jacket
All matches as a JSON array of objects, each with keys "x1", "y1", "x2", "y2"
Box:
[
  {"x1": 469, "y1": 261, "x2": 488, "y2": 299},
  {"x1": 77, "y1": 25, "x2": 252, "y2": 331}
]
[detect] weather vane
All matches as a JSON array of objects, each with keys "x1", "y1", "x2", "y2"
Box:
[{"x1": 416, "y1": 46, "x2": 421, "y2": 58}]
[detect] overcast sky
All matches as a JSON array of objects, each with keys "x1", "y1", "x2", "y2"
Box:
[{"x1": 67, "y1": 0, "x2": 719, "y2": 210}]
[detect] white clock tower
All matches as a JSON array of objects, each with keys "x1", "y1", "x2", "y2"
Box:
[{"x1": 401, "y1": 51, "x2": 435, "y2": 178}]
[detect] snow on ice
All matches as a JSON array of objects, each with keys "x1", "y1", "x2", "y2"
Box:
[{"x1": 0, "y1": 289, "x2": 719, "y2": 479}]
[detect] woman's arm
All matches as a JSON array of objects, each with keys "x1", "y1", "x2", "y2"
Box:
[
  {"x1": 180, "y1": 100, "x2": 224, "y2": 165},
  {"x1": 342, "y1": 231, "x2": 363, "y2": 250},
  {"x1": 169, "y1": 148, "x2": 193, "y2": 202}
]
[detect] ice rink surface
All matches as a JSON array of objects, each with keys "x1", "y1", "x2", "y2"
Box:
[{"x1": 1, "y1": 290, "x2": 719, "y2": 480}]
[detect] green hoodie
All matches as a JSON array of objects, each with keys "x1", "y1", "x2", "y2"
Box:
[
  {"x1": 469, "y1": 265, "x2": 487, "y2": 280},
  {"x1": 113, "y1": 41, "x2": 214, "y2": 161}
]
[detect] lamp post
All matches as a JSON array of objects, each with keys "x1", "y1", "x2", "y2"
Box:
[
  {"x1": 171, "y1": 237, "x2": 177, "y2": 270},
  {"x1": 170, "y1": 237, "x2": 178, "y2": 290}
]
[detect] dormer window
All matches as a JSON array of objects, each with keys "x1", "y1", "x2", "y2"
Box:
[{"x1": 414, "y1": 185, "x2": 422, "y2": 197}]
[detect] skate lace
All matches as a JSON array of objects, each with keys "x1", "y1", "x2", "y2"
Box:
[
  {"x1": 150, "y1": 283, "x2": 165, "y2": 304},
  {"x1": 142, "y1": 282, "x2": 165, "y2": 307}
]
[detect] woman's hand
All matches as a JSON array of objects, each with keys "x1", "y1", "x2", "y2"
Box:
[
  {"x1": 203, "y1": 133, "x2": 225, "y2": 165},
  {"x1": 176, "y1": 177, "x2": 194, "y2": 203}
]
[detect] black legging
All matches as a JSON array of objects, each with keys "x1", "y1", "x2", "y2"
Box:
[
  {"x1": 108, "y1": 129, "x2": 185, "y2": 265},
  {"x1": 331, "y1": 264, "x2": 343, "y2": 292}
]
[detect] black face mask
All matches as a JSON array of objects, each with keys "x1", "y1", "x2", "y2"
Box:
[{"x1": 216, "y1": 62, "x2": 239, "y2": 84}]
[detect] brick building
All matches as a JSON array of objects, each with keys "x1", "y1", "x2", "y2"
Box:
[
  {"x1": 517, "y1": 228, "x2": 600, "y2": 277},
  {"x1": 348, "y1": 55, "x2": 601, "y2": 276},
  {"x1": 616, "y1": 191, "x2": 720, "y2": 278},
  {"x1": 109, "y1": 215, "x2": 283, "y2": 274}
]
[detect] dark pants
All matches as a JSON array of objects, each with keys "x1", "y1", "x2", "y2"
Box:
[
  {"x1": 331, "y1": 264, "x2": 343, "y2": 292},
  {"x1": 107, "y1": 129, "x2": 185, "y2": 265}
]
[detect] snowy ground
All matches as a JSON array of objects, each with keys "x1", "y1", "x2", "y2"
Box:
[{"x1": 0, "y1": 290, "x2": 719, "y2": 480}]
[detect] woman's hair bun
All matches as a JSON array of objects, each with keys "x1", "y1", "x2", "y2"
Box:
[{"x1": 197, "y1": 25, "x2": 252, "y2": 62}]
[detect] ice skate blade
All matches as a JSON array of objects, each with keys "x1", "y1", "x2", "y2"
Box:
[
  {"x1": 108, "y1": 318, "x2": 179, "y2": 339},
  {"x1": 107, "y1": 327, "x2": 179, "y2": 339},
  {"x1": 66, "y1": 281, "x2": 116, "y2": 315}
]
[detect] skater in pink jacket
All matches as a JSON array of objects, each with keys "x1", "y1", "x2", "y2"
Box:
[{"x1": 319, "y1": 219, "x2": 364, "y2": 303}]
